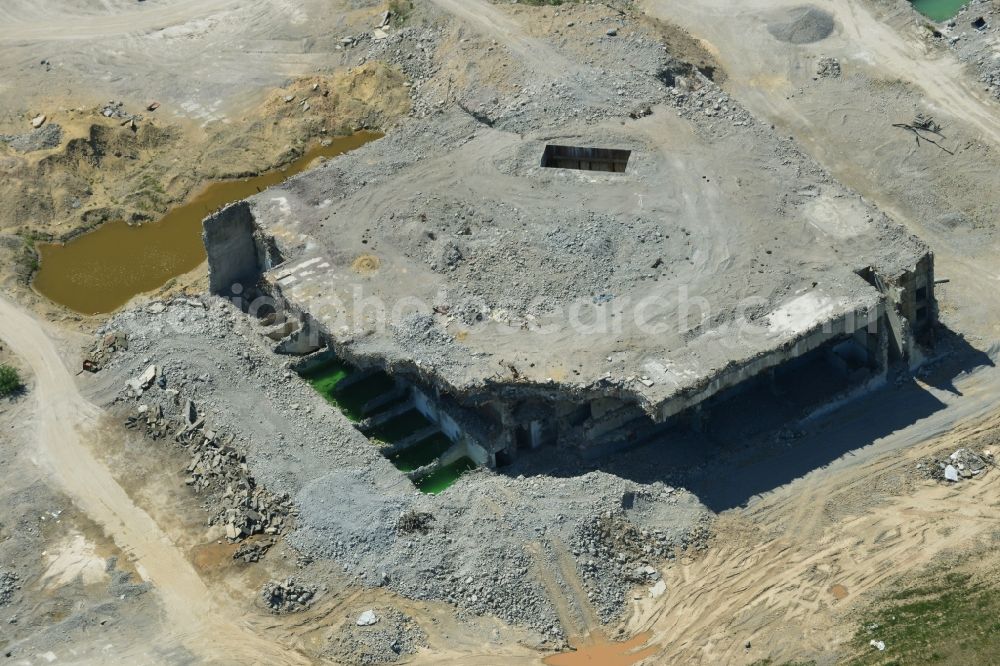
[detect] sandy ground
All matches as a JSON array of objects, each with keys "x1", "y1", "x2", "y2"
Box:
[
  {"x1": 0, "y1": 293, "x2": 551, "y2": 665},
  {"x1": 0, "y1": 295, "x2": 315, "y2": 664},
  {"x1": 624, "y1": 355, "x2": 1000, "y2": 662}
]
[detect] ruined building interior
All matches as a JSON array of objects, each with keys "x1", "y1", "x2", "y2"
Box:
[{"x1": 204, "y1": 112, "x2": 936, "y2": 487}]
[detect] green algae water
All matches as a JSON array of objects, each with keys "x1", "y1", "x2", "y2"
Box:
[
  {"x1": 300, "y1": 358, "x2": 355, "y2": 413},
  {"x1": 299, "y1": 359, "x2": 396, "y2": 422},
  {"x1": 389, "y1": 434, "x2": 454, "y2": 473},
  {"x1": 910, "y1": 0, "x2": 968, "y2": 21},
  {"x1": 299, "y1": 357, "x2": 476, "y2": 493},
  {"x1": 415, "y1": 457, "x2": 477, "y2": 494},
  {"x1": 33, "y1": 131, "x2": 382, "y2": 315}
]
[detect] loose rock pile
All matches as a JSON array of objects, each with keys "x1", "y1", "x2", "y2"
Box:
[
  {"x1": 124, "y1": 377, "x2": 294, "y2": 542},
  {"x1": 84, "y1": 331, "x2": 128, "y2": 371},
  {"x1": 0, "y1": 123, "x2": 62, "y2": 153},
  {"x1": 572, "y1": 507, "x2": 712, "y2": 621},
  {"x1": 666, "y1": 73, "x2": 757, "y2": 132},
  {"x1": 233, "y1": 539, "x2": 275, "y2": 563},
  {"x1": 920, "y1": 447, "x2": 994, "y2": 483},
  {"x1": 767, "y1": 6, "x2": 836, "y2": 45},
  {"x1": 936, "y1": 0, "x2": 1000, "y2": 100},
  {"x1": 816, "y1": 57, "x2": 842, "y2": 78},
  {"x1": 326, "y1": 608, "x2": 428, "y2": 665},
  {"x1": 261, "y1": 578, "x2": 318, "y2": 614},
  {"x1": 0, "y1": 571, "x2": 19, "y2": 606},
  {"x1": 396, "y1": 510, "x2": 435, "y2": 535}
]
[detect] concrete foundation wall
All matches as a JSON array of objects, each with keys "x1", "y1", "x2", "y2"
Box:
[
  {"x1": 413, "y1": 387, "x2": 463, "y2": 443},
  {"x1": 654, "y1": 302, "x2": 885, "y2": 422},
  {"x1": 225, "y1": 245, "x2": 933, "y2": 464},
  {"x1": 203, "y1": 202, "x2": 263, "y2": 294},
  {"x1": 860, "y1": 251, "x2": 936, "y2": 368}
]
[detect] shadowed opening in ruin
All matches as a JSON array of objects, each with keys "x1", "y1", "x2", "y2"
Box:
[
  {"x1": 541, "y1": 145, "x2": 631, "y2": 173},
  {"x1": 291, "y1": 349, "x2": 480, "y2": 493}
]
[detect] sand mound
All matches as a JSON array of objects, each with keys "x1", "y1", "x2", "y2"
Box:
[
  {"x1": 352, "y1": 254, "x2": 381, "y2": 275},
  {"x1": 767, "y1": 6, "x2": 835, "y2": 44}
]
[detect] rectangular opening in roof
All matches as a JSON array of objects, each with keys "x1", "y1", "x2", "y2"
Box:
[{"x1": 540, "y1": 145, "x2": 631, "y2": 173}]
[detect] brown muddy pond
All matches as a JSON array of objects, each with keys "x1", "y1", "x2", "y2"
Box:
[
  {"x1": 544, "y1": 632, "x2": 658, "y2": 666},
  {"x1": 33, "y1": 131, "x2": 381, "y2": 315}
]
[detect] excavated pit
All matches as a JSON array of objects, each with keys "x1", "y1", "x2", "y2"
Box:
[{"x1": 540, "y1": 145, "x2": 632, "y2": 173}]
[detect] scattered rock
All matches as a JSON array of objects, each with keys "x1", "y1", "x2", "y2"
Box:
[
  {"x1": 328, "y1": 608, "x2": 427, "y2": 664},
  {"x1": 768, "y1": 7, "x2": 835, "y2": 44},
  {"x1": 262, "y1": 578, "x2": 317, "y2": 614},
  {"x1": 0, "y1": 572, "x2": 20, "y2": 606},
  {"x1": 396, "y1": 510, "x2": 435, "y2": 535},
  {"x1": 816, "y1": 57, "x2": 841, "y2": 78},
  {"x1": 234, "y1": 539, "x2": 275, "y2": 563},
  {"x1": 0, "y1": 123, "x2": 62, "y2": 153}
]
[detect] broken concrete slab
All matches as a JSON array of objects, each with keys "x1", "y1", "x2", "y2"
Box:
[{"x1": 357, "y1": 610, "x2": 378, "y2": 626}]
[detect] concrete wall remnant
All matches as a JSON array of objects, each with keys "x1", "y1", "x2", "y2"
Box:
[{"x1": 203, "y1": 201, "x2": 280, "y2": 294}]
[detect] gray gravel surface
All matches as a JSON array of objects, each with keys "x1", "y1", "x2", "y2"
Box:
[{"x1": 92, "y1": 297, "x2": 710, "y2": 637}]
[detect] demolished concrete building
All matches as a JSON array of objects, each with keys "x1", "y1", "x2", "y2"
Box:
[{"x1": 203, "y1": 108, "x2": 935, "y2": 474}]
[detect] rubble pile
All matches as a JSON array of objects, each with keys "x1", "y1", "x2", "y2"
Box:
[
  {"x1": 233, "y1": 539, "x2": 275, "y2": 563},
  {"x1": 571, "y1": 508, "x2": 711, "y2": 621},
  {"x1": 816, "y1": 56, "x2": 842, "y2": 78},
  {"x1": 920, "y1": 447, "x2": 995, "y2": 483},
  {"x1": 395, "y1": 510, "x2": 435, "y2": 535},
  {"x1": 666, "y1": 74, "x2": 757, "y2": 132},
  {"x1": 0, "y1": 123, "x2": 62, "y2": 153},
  {"x1": 326, "y1": 608, "x2": 428, "y2": 665},
  {"x1": 84, "y1": 331, "x2": 127, "y2": 371},
  {"x1": 124, "y1": 377, "x2": 295, "y2": 542},
  {"x1": 936, "y1": 0, "x2": 1000, "y2": 100},
  {"x1": 261, "y1": 578, "x2": 317, "y2": 614},
  {"x1": 0, "y1": 571, "x2": 19, "y2": 606},
  {"x1": 435, "y1": 550, "x2": 561, "y2": 637}
]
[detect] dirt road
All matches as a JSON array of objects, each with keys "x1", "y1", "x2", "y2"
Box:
[
  {"x1": 0, "y1": 0, "x2": 241, "y2": 41},
  {"x1": 627, "y1": 393, "x2": 1000, "y2": 662},
  {"x1": 0, "y1": 295, "x2": 308, "y2": 664},
  {"x1": 641, "y1": 0, "x2": 1000, "y2": 145}
]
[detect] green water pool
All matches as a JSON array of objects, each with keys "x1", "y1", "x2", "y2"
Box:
[
  {"x1": 299, "y1": 359, "x2": 398, "y2": 421},
  {"x1": 414, "y1": 457, "x2": 477, "y2": 494},
  {"x1": 911, "y1": 0, "x2": 968, "y2": 21},
  {"x1": 298, "y1": 359, "x2": 477, "y2": 492},
  {"x1": 300, "y1": 358, "x2": 350, "y2": 394},
  {"x1": 299, "y1": 358, "x2": 360, "y2": 419}
]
